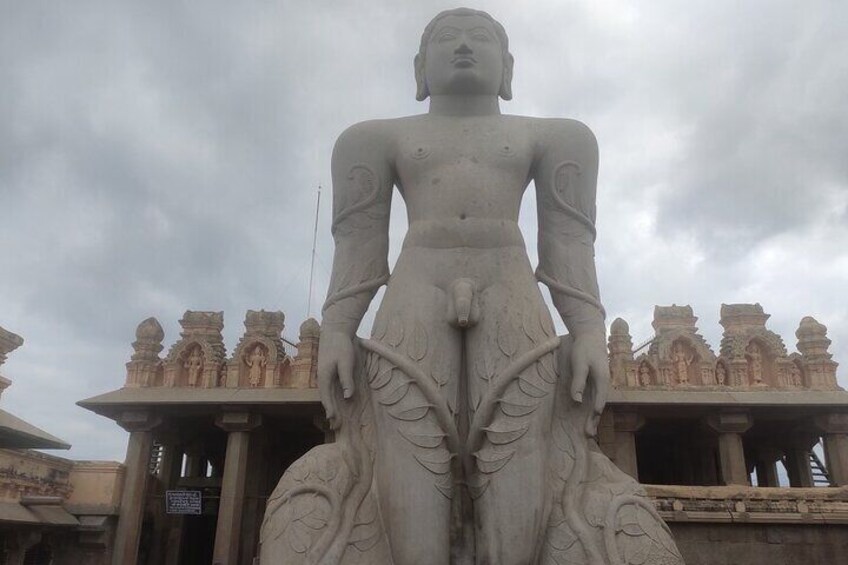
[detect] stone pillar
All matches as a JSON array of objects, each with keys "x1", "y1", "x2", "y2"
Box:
[
  {"x1": 815, "y1": 413, "x2": 848, "y2": 486},
  {"x1": 112, "y1": 411, "x2": 162, "y2": 565},
  {"x1": 705, "y1": 411, "x2": 752, "y2": 485},
  {"x1": 612, "y1": 412, "x2": 645, "y2": 479},
  {"x1": 213, "y1": 412, "x2": 262, "y2": 565},
  {"x1": 753, "y1": 448, "x2": 782, "y2": 487},
  {"x1": 784, "y1": 432, "x2": 818, "y2": 488},
  {"x1": 785, "y1": 449, "x2": 814, "y2": 487},
  {"x1": 151, "y1": 438, "x2": 183, "y2": 564}
]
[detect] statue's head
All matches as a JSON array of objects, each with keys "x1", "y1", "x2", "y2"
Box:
[{"x1": 415, "y1": 8, "x2": 514, "y2": 101}]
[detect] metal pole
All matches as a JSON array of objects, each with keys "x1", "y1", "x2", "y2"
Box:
[{"x1": 307, "y1": 184, "x2": 322, "y2": 317}]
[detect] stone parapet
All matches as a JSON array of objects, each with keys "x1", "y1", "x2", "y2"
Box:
[
  {"x1": 609, "y1": 304, "x2": 843, "y2": 392},
  {"x1": 647, "y1": 484, "x2": 848, "y2": 524},
  {"x1": 123, "y1": 311, "x2": 320, "y2": 391}
]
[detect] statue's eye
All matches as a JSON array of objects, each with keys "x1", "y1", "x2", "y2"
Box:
[
  {"x1": 472, "y1": 33, "x2": 490, "y2": 41},
  {"x1": 437, "y1": 33, "x2": 456, "y2": 42}
]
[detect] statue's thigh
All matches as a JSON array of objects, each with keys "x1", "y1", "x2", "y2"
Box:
[
  {"x1": 369, "y1": 283, "x2": 460, "y2": 563},
  {"x1": 465, "y1": 285, "x2": 557, "y2": 564}
]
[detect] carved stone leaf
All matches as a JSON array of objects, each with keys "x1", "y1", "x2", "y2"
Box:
[
  {"x1": 537, "y1": 355, "x2": 557, "y2": 384},
  {"x1": 386, "y1": 316, "x2": 404, "y2": 347},
  {"x1": 414, "y1": 451, "x2": 452, "y2": 474},
  {"x1": 584, "y1": 487, "x2": 613, "y2": 527},
  {"x1": 522, "y1": 306, "x2": 540, "y2": 344},
  {"x1": 435, "y1": 473, "x2": 454, "y2": 499},
  {"x1": 499, "y1": 398, "x2": 539, "y2": 417},
  {"x1": 372, "y1": 316, "x2": 388, "y2": 341},
  {"x1": 474, "y1": 449, "x2": 515, "y2": 474},
  {"x1": 407, "y1": 322, "x2": 428, "y2": 361},
  {"x1": 398, "y1": 429, "x2": 445, "y2": 449},
  {"x1": 467, "y1": 473, "x2": 490, "y2": 499},
  {"x1": 350, "y1": 529, "x2": 382, "y2": 552},
  {"x1": 545, "y1": 520, "x2": 579, "y2": 551},
  {"x1": 497, "y1": 323, "x2": 519, "y2": 357},
  {"x1": 519, "y1": 376, "x2": 549, "y2": 398},
  {"x1": 377, "y1": 381, "x2": 411, "y2": 406},
  {"x1": 483, "y1": 422, "x2": 529, "y2": 445},
  {"x1": 387, "y1": 404, "x2": 431, "y2": 421},
  {"x1": 287, "y1": 523, "x2": 311, "y2": 554},
  {"x1": 369, "y1": 365, "x2": 395, "y2": 390},
  {"x1": 553, "y1": 419, "x2": 576, "y2": 458}
]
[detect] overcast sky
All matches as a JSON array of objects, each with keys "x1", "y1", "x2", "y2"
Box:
[{"x1": 1, "y1": 1, "x2": 846, "y2": 462}]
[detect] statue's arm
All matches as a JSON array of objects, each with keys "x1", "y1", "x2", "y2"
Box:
[
  {"x1": 318, "y1": 121, "x2": 393, "y2": 420},
  {"x1": 534, "y1": 119, "x2": 604, "y2": 337},
  {"x1": 534, "y1": 120, "x2": 609, "y2": 431},
  {"x1": 322, "y1": 121, "x2": 394, "y2": 336}
]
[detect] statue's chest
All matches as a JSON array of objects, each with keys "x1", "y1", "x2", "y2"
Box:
[{"x1": 395, "y1": 126, "x2": 533, "y2": 181}]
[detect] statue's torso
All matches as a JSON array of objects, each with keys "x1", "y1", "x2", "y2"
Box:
[{"x1": 390, "y1": 114, "x2": 536, "y2": 228}]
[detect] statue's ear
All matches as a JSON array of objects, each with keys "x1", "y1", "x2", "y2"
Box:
[
  {"x1": 499, "y1": 52, "x2": 514, "y2": 100},
  {"x1": 414, "y1": 54, "x2": 429, "y2": 101}
]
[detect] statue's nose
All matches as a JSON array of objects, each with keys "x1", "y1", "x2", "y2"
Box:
[{"x1": 455, "y1": 42, "x2": 473, "y2": 55}]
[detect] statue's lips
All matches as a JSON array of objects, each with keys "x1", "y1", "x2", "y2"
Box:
[{"x1": 452, "y1": 57, "x2": 476, "y2": 68}]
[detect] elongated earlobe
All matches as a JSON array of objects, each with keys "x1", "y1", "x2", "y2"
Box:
[
  {"x1": 414, "y1": 54, "x2": 429, "y2": 101},
  {"x1": 499, "y1": 53, "x2": 514, "y2": 100}
]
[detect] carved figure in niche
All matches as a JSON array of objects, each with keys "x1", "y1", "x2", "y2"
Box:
[
  {"x1": 261, "y1": 9, "x2": 682, "y2": 565},
  {"x1": 716, "y1": 361, "x2": 727, "y2": 385},
  {"x1": 638, "y1": 361, "x2": 652, "y2": 386},
  {"x1": 184, "y1": 346, "x2": 203, "y2": 387},
  {"x1": 790, "y1": 363, "x2": 803, "y2": 387},
  {"x1": 747, "y1": 342, "x2": 764, "y2": 385},
  {"x1": 671, "y1": 341, "x2": 694, "y2": 385},
  {"x1": 245, "y1": 344, "x2": 267, "y2": 387},
  {"x1": 625, "y1": 365, "x2": 638, "y2": 387}
]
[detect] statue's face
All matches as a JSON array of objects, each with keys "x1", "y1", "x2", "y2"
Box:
[{"x1": 422, "y1": 14, "x2": 504, "y2": 97}]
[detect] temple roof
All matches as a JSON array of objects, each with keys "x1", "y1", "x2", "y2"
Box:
[{"x1": 0, "y1": 408, "x2": 71, "y2": 450}]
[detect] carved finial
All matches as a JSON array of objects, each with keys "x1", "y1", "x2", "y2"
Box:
[
  {"x1": 795, "y1": 316, "x2": 839, "y2": 390},
  {"x1": 610, "y1": 317, "x2": 630, "y2": 336},
  {"x1": 127, "y1": 317, "x2": 164, "y2": 387},
  {"x1": 135, "y1": 317, "x2": 164, "y2": 343},
  {"x1": 796, "y1": 316, "x2": 831, "y2": 358},
  {"x1": 300, "y1": 318, "x2": 321, "y2": 340},
  {"x1": 245, "y1": 310, "x2": 286, "y2": 337},
  {"x1": 0, "y1": 326, "x2": 24, "y2": 368},
  {"x1": 719, "y1": 303, "x2": 769, "y2": 330},
  {"x1": 652, "y1": 305, "x2": 697, "y2": 332}
]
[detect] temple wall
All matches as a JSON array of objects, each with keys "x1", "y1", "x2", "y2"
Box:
[{"x1": 670, "y1": 523, "x2": 848, "y2": 565}]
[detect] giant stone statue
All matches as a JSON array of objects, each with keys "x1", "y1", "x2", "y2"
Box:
[{"x1": 261, "y1": 8, "x2": 684, "y2": 565}]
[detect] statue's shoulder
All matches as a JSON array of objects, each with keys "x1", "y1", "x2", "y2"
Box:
[
  {"x1": 520, "y1": 116, "x2": 598, "y2": 154},
  {"x1": 335, "y1": 116, "x2": 422, "y2": 146}
]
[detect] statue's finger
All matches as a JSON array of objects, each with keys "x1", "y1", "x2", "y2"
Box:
[
  {"x1": 570, "y1": 352, "x2": 588, "y2": 403},
  {"x1": 338, "y1": 353, "x2": 355, "y2": 400},
  {"x1": 593, "y1": 365, "x2": 610, "y2": 416},
  {"x1": 318, "y1": 379, "x2": 338, "y2": 427}
]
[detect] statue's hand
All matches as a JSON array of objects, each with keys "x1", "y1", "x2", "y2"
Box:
[
  {"x1": 568, "y1": 332, "x2": 610, "y2": 437},
  {"x1": 317, "y1": 330, "x2": 356, "y2": 429}
]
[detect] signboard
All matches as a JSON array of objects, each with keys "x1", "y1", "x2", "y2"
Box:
[{"x1": 166, "y1": 490, "x2": 202, "y2": 515}]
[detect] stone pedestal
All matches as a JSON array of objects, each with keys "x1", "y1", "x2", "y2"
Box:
[
  {"x1": 612, "y1": 412, "x2": 645, "y2": 479},
  {"x1": 112, "y1": 411, "x2": 161, "y2": 565},
  {"x1": 815, "y1": 414, "x2": 848, "y2": 486},
  {"x1": 212, "y1": 412, "x2": 262, "y2": 565},
  {"x1": 706, "y1": 411, "x2": 753, "y2": 485}
]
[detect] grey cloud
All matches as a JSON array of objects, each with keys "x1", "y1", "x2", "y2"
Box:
[{"x1": 1, "y1": 1, "x2": 846, "y2": 461}]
